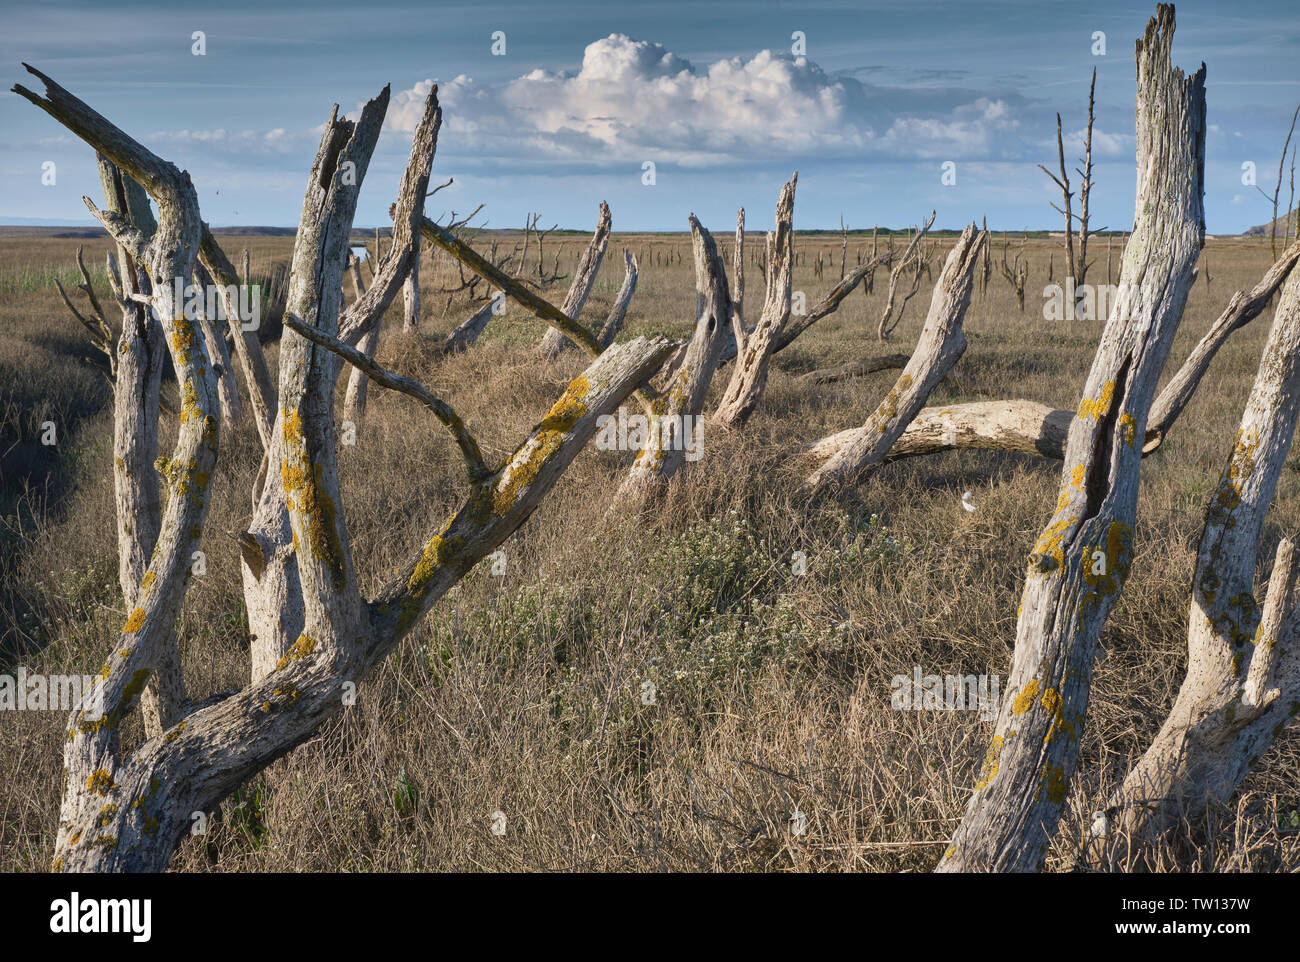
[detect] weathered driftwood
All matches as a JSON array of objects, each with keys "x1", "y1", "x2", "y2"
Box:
[
  {"x1": 536, "y1": 202, "x2": 612, "y2": 357},
  {"x1": 804, "y1": 224, "x2": 984, "y2": 492},
  {"x1": 804, "y1": 399, "x2": 1072, "y2": 463},
  {"x1": 1092, "y1": 258, "x2": 1300, "y2": 852},
  {"x1": 937, "y1": 5, "x2": 1206, "y2": 872},
  {"x1": 615, "y1": 216, "x2": 731, "y2": 506},
  {"x1": 714, "y1": 175, "x2": 796, "y2": 428}
]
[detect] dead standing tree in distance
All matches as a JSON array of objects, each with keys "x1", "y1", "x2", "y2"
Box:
[
  {"x1": 1039, "y1": 67, "x2": 1099, "y2": 297},
  {"x1": 937, "y1": 4, "x2": 1206, "y2": 872}
]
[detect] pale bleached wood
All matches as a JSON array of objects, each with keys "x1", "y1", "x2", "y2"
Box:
[
  {"x1": 1094, "y1": 258, "x2": 1300, "y2": 850},
  {"x1": 242, "y1": 91, "x2": 391, "y2": 682},
  {"x1": 805, "y1": 224, "x2": 984, "y2": 492},
  {"x1": 714, "y1": 175, "x2": 796, "y2": 428},
  {"x1": 1145, "y1": 237, "x2": 1300, "y2": 452},
  {"x1": 805, "y1": 399, "x2": 1072, "y2": 463},
  {"x1": 616, "y1": 216, "x2": 730, "y2": 506},
  {"x1": 14, "y1": 64, "x2": 220, "y2": 869},
  {"x1": 198, "y1": 227, "x2": 276, "y2": 452},
  {"x1": 537, "y1": 201, "x2": 611, "y2": 357},
  {"x1": 938, "y1": 5, "x2": 1206, "y2": 872},
  {"x1": 597, "y1": 249, "x2": 638, "y2": 349}
]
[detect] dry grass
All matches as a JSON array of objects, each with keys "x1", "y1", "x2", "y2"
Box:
[{"x1": 3, "y1": 229, "x2": 1300, "y2": 872}]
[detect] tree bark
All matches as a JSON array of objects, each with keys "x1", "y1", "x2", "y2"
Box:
[
  {"x1": 615, "y1": 216, "x2": 730, "y2": 506},
  {"x1": 714, "y1": 175, "x2": 795, "y2": 428},
  {"x1": 1094, "y1": 258, "x2": 1300, "y2": 851},
  {"x1": 937, "y1": 5, "x2": 1206, "y2": 872},
  {"x1": 597, "y1": 249, "x2": 638, "y2": 349}
]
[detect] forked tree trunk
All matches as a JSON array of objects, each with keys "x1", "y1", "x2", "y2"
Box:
[
  {"x1": 804, "y1": 224, "x2": 983, "y2": 492},
  {"x1": 94, "y1": 158, "x2": 187, "y2": 739},
  {"x1": 536, "y1": 201, "x2": 611, "y2": 358},
  {"x1": 1093, "y1": 258, "x2": 1300, "y2": 851},
  {"x1": 937, "y1": 5, "x2": 1205, "y2": 872},
  {"x1": 615, "y1": 215, "x2": 731, "y2": 506},
  {"x1": 713, "y1": 175, "x2": 795, "y2": 429},
  {"x1": 20, "y1": 67, "x2": 676, "y2": 871}
]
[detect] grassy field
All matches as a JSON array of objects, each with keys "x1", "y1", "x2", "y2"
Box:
[{"x1": 3, "y1": 228, "x2": 1299, "y2": 872}]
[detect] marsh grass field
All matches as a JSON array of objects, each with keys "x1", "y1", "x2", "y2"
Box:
[{"x1": 3, "y1": 228, "x2": 1299, "y2": 872}]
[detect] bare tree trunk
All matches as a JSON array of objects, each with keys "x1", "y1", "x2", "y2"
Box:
[
  {"x1": 796, "y1": 353, "x2": 909, "y2": 386},
  {"x1": 192, "y1": 263, "x2": 242, "y2": 425},
  {"x1": 615, "y1": 216, "x2": 731, "y2": 506},
  {"x1": 806, "y1": 224, "x2": 983, "y2": 492},
  {"x1": 198, "y1": 230, "x2": 276, "y2": 452},
  {"x1": 1093, "y1": 257, "x2": 1300, "y2": 853},
  {"x1": 1077, "y1": 68, "x2": 1097, "y2": 289},
  {"x1": 436, "y1": 297, "x2": 496, "y2": 356},
  {"x1": 344, "y1": 257, "x2": 378, "y2": 422},
  {"x1": 401, "y1": 240, "x2": 421, "y2": 333},
  {"x1": 878, "y1": 213, "x2": 935, "y2": 340},
  {"x1": 1146, "y1": 237, "x2": 1300, "y2": 451},
  {"x1": 596, "y1": 250, "x2": 638, "y2": 349},
  {"x1": 536, "y1": 202, "x2": 611, "y2": 358},
  {"x1": 714, "y1": 175, "x2": 795, "y2": 428},
  {"x1": 732, "y1": 208, "x2": 746, "y2": 353},
  {"x1": 938, "y1": 6, "x2": 1205, "y2": 872}
]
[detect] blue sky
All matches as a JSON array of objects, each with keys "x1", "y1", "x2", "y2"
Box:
[{"x1": 2, "y1": 0, "x2": 1298, "y2": 233}]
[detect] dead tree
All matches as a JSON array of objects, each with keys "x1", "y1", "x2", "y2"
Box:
[
  {"x1": 980, "y1": 216, "x2": 991, "y2": 299},
  {"x1": 1258, "y1": 104, "x2": 1300, "y2": 262},
  {"x1": 18, "y1": 66, "x2": 675, "y2": 874},
  {"x1": 937, "y1": 5, "x2": 1206, "y2": 872},
  {"x1": 54, "y1": 244, "x2": 117, "y2": 382},
  {"x1": 877, "y1": 212, "x2": 936, "y2": 340},
  {"x1": 732, "y1": 208, "x2": 746, "y2": 352},
  {"x1": 597, "y1": 250, "x2": 638, "y2": 349},
  {"x1": 401, "y1": 241, "x2": 421, "y2": 333},
  {"x1": 804, "y1": 224, "x2": 984, "y2": 492},
  {"x1": 1090, "y1": 256, "x2": 1300, "y2": 854},
  {"x1": 535, "y1": 202, "x2": 612, "y2": 358},
  {"x1": 343, "y1": 255, "x2": 377, "y2": 421},
  {"x1": 999, "y1": 232, "x2": 1030, "y2": 312},
  {"x1": 615, "y1": 215, "x2": 730, "y2": 507},
  {"x1": 714, "y1": 175, "x2": 796, "y2": 428},
  {"x1": 807, "y1": 237, "x2": 1300, "y2": 468},
  {"x1": 1040, "y1": 68, "x2": 1098, "y2": 299}
]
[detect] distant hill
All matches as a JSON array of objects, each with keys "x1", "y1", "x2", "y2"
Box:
[{"x1": 1244, "y1": 209, "x2": 1298, "y2": 237}]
